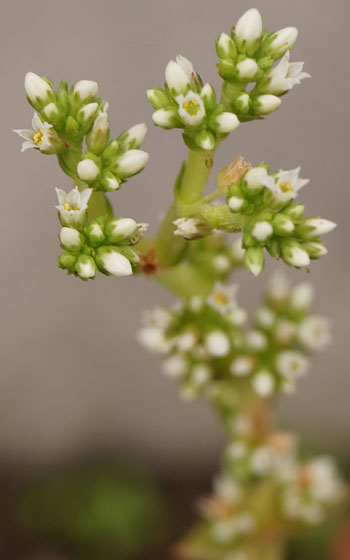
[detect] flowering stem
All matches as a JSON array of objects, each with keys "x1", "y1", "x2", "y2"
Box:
[
  {"x1": 177, "y1": 148, "x2": 215, "y2": 204},
  {"x1": 154, "y1": 203, "x2": 186, "y2": 267},
  {"x1": 157, "y1": 261, "x2": 214, "y2": 299}
]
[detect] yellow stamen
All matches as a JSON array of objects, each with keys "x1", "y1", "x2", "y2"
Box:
[
  {"x1": 183, "y1": 98, "x2": 201, "y2": 117},
  {"x1": 33, "y1": 127, "x2": 44, "y2": 146},
  {"x1": 279, "y1": 181, "x2": 293, "y2": 194},
  {"x1": 63, "y1": 203, "x2": 71, "y2": 211},
  {"x1": 213, "y1": 292, "x2": 229, "y2": 307}
]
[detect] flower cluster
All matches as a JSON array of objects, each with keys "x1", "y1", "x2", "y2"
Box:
[
  {"x1": 147, "y1": 56, "x2": 240, "y2": 150},
  {"x1": 217, "y1": 8, "x2": 310, "y2": 120},
  {"x1": 226, "y1": 164, "x2": 336, "y2": 274},
  {"x1": 14, "y1": 73, "x2": 150, "y2": 280},
  {"x1": 56, "y1": 186, "x2": 148, "y2": 280},
  {"x1": 138, "y1": 273, "x2": 331, "y2": 400}
]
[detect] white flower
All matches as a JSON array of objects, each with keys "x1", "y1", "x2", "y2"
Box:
[
  {"x1": 254, "y1": 94, "x2": 281, "y2": 114},
  {"x1": 205, "y1": 331, "x2": 231, "y2": 357},
  {"x1": 175, "y1": 55, "x2": 201, "y2": 87},
  {"x1": 97, "y1": 248, "x2": 133, "y2": 277},
  {"x1": 250, "y1": 447, "x2": 273, "y2": 475},
  {"x1": 264, "y1": 52, "x2": 310, "y2": 95},
  {"x1": 116, "y1": 149, "x2": 149, "y2": 177},
  {"x1": 138, "y1": 327, "x2": 172, "y2": 355},
  {"x1": 176, "y1": 91, "x2": 205, "y2": 127},
  {"x1": 77, "y1": 158, "x2": 100, "y2": 181},
  {"x1": 165, "y1": 59, "x2": 191, "y2": 94},
  {"x1": 274, "y1": 320, "x2": 296, "y2": 345},
  {"x1": 191, "y1": 364, "x2": 211, "y2": 386},
  {"x1": 246, "y1": 330, "x2": 267, "y2": 351},
  {"x1": 142, "y1": 306, "x2": 172, "y2": 329},
  {"x1": 213, "y1": 474, "x2": 242, "y2": 504},
  {"x1": 230, "y1": 356, "x2": 254, "y2": 377},
  {"x1": 255, "y1": 307, "x2": 275, "y2": 329},
  {"x1": 267, "y1": 271, "x2": 290, "y2": 302},
  {"x1": 290, "y1": 282, "x2": 314, "y2": 309},
  {"x1": 24, "y1": 72, "x2": 53, "y2": 107},
  {"x1": 243, "y1": 166, "x2": 268, "y2": 192},
  {"x1": 13, "y1": 113, "x2": 56, "y2": 153},
  {"x1": 235, "y1": 58, "x2": 258, "y2": 80},
  {"x1": 59, "y1": 227, "x2": 84, "y2": 250},
  {"x1": 162, "y1": 354, "x2": 187, "y2": 378},
  {"x1": 213, "y1": 112, "x2": 240, "y2": 133},
  {"x1": 277, "y1": 350, "x2": 310, "y2": 379},
  {"x1": 152, "y1": 108, "x2": 178, "y2": 128},
  {"x1": 173, "y1": 217, "x2": 208, "y2": 240},
  {"x1": 130, "y1": 222, "x2": 149, "y2": 245},
  {"x1": 251, "y1": 221, "x2": 273, "y2": 242},
  {"x1": 55, "y1": 186, "x2": 92, "y2": 226},
  {"x1": 298, "y1": 316, "x2": 331, "y2": 350},
  {"x1": 252, "y1": 370, "x2": 275, "y2": 397},
  {"x1": 234, "y1": 8, "x2": 263, "y2": 52},
  {"x1": 207, "y1": 282, "x2": 238, "y2": 314},
  {"x1": 262, "y1": 167, "x2": 309, "y2": 204},
  {"x1": 73, "y1": 79, "x2": 98, "y2": 100},
  {"x1": 175, "y1": 331, "x2": 197, "y2": 352},
  {"x1": 307, "y1": 457, "x2": 342, "y2": 502}
]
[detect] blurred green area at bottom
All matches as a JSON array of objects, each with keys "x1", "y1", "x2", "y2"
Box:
[{"x1": 16, "y1": 464, "x2": 170, "y2": 559}]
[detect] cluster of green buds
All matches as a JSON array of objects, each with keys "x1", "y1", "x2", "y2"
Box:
[
  {"x1": 14, "y1": 73, "x2": 150, "y2": 280},
  {"x1": 147, "y1": 56, "x2": 240, "y2": 150},
  {"x1": 217, "y1": 8, "x2": 310, "y2": 120},
  {"x1": 225, "y1": 163, "x2": 336, "y2": 275},
  {"x1": 138, "y1": 273, "x2": 332, "y2": 401}
]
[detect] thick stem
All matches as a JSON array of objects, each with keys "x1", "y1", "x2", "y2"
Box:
[
  {"x1": 177, "y1": 149, "x2": 214, "y2": 204},
  {"x1": 154, "y1": 204, "x2": 186, "y2": 267},
  {"x1": 157, "y1": 261, "x2": 214, "y2": 299}
]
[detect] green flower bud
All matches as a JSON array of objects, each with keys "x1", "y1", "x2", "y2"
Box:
[
  {"x1": 272, "y1": 213, "x2": 295, "y2": 235},
  {"x1": 118, "y1": 123, "x2": 147, "y2": 150},
  {"x1": 24, "y1": 72, "x2": 55, "y2": 110},
  {"x1": 105, "y1": 218, "x2": 138, "y2": 243},
  {"x1": 196, "y1": 130, "x2": 216, "y2": 151},
  {"x1": 58, "y1": 252, "x2": 77, "y2": 272},
  {"x1": 302, "y1": 241, "x2": 328, "y2": 259},
  {"x1": 86, "y1": 107, "x2": 110, "y2": 154},
  {"x1": 42, "y1": 102, "x2": 60, "y2": 123},
  {"x1": 86, "y1": 221, "x2": 105, "y2": 244},
  {"x1": 218, "y1": 58, "x2": 235, "y2": 79},
  {"x1": 295, "y1": 218, "x2": 337, "y2": 239},
  {"x1": 216, "y1": 33, "x2": 237, "y2": 59},
  {"x1": 65, "y1": 116, "x2": 79, "y2": 134},
  {"x1": 76, "y1": 102, "x2": 98, "y2": 125},
  {"x1": 233, "y1": 8, "x2": 263, "y2": 55},
  {"x1": 75, "y1": 254, "x2": 97, "y2": 280},
  {"x1": 281, "y1": 241, "x2": 310, "y2": 268},
  {"x1": 284, "y1": 203, "x2": 305, "y2": 221},
  {"x1": 95, "y1": 247, "x2": 133, "y2": 277},
  {"x1": 252, "y1": 94, "x2": 281, "y2": 115},
  {"x1": 260, "y1": 27, "x2": 298, "y2": 60},
  {"x1": 101, "y1": 140, "x2": 120, "y2": 165},
  {"x1": 101, "y1": 171, "x2": 121, "y2": 192},
  {"x1": 235, "y1": 93, "x2": 250, "y2": 113},
  {"x1": 244, "y1": 246, "x2": 264, "y2": 276},
  {"x1": 59, "y1": 227, "x2": 85, "y2": 251},
  {"x1": 146, "y1": 87, "x2": 171, "y2": 110},
  {"x1": 200, "y1": 83, "x2": 217, "y2": 112}
]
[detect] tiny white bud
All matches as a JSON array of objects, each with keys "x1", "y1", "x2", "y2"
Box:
[
  {"x1": 234, "y1": 8, "x2": 263, "y2": 52},
  {"x1": 73, "y1": 80, "x2": 98, "y2": 100},
  {"x1": 116, "y1": 150, "x2": 149, "y2": 177},
  {"x1": 152, "y1": 108, "x2": 178, "y2": 128},
  {"x1": 269, "y1": 27, "x2": 298, "y2": 57},
  {"x1": 252, "y1": 371, "x2": 275, "y2": 397},
  {"x1": 205, "y1": 331, "x2": 231, "y2": 357},
  {"x1": 124, "y1": 123, "x2": 147, "y2": 148},
  {"x1": 251, "y1": 221, "x2": 273, "y2": 242},
  {"x1": 24, "y1": 72, "x2": 53, "y2": 106},
  {"x1": 214, "y1": 112, "x2": 240, "y2": 133},
  {"x1": 109, "y1": 218, "x2": 137, "y2": 241},
  {"x1": 217, "y1": 33, "x2": 236, "y2": 58},
  {"x1": 303, "y1": 218, "x2": 337, "y2": 238},
  {"x1": 255, "y1": 95, "x2": 281, "y2": 114},
  {"x1": 162, "y1": 355, "x2": 187, "y2": 378},
  {"x1": 255, "y1": 307, "x2": 275, "y2": 329},
  {"x1": 213, "y1": 255, "x2": 231, "y2": 272},
  {"x1": 138, "y1": 327, "x2": 171, "y2": 355},
  {"x1": 165, "y1": 60, "x2": 190, "y2": 94},
  {"x1": 244, "y1": 167, "x2": 268, "y2": 191},
  {"x1": 290, "y1": 282, "x2": 314, "y2": 309},
  {"x1": 236, "y1": 58, "x2": 258, "y2": 79},
  {"x1": 77, "y1": 159, "x2": 100, "y2": 181},
  {"x1": 42, "y1": 102, "x2": 59, "y2": 121},
  {"x1": 246, "y1": 330, "x2": 267, "y2": 351},
  {"x1": 191, "y1": 364, "x2": 211, "y2": 386},
  {"x1": 228, "y1": 196, "x2": 244, "y2": 211},
  {"x1": 78, "y1": 102, "x2": 98, "y2": 122},
  {"x1": 98, "y1": 249, "x2": 133, "y2": 277},
  {"x1": 282, "y1": 244, "x2": 310, "y2": 268},
  {"x1": 75, "y1": 255, "x2": 96, "y2": 279},
  {"x1": 230, "y1": 356, "x2": 254, "y2": 377},
  {"x1": 59, "y1": 227, "x2": 83, "y2": 249}
]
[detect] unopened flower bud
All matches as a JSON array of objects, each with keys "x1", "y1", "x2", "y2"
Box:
[
  {"x1": 302, "y1": 241, "x2": 328, "y2": 258},
  {"x1": 42, "y1": 102, "x2": 60, "y2": 122},
  {"x1": 73, "y1": 80, "x2": 98, "y2": 100},
  {"x1": 165, "y1": 60, "x2": 190, "y2": 95},
  {"x1": 244, "y1": 246, "x2": 264, "y2": 276},
  {"x1": 282, "y1": 243, "x2": 310, "y2": 268},
  {"x1": 75, "y1": 254, "x2": 97, "y2": 279},
  {"x1": 212, "y1": 112, "x2": 240, "y2": 133},
  {"x1": 106, "y1": 218, "x2": 138, "y2": 242},
  {"x1": 101, "y1": 172, "x2": 121, "y2": 192},
  {"x1": 290, "y1": 282, "x2": 314, "y2": 309},
  {"x1": 272, "y1": 213, "x2": 295, "y2": 235},
  {"x1": 59, "y1": 227, "x2": 84, "y2": 250},
  {"x1": 216, "y1": 33, "x2": 237, "y2": 59},
  {"x1": 235, "y1": 93, "x2": 250, "y2": 113},
  {"x1": 24, "y1": 72, "x2": 54, "y2": 109},
  {"x1": 77, "y1": 158, "x2": 100, "y2": 181},
  {"x1": 196, "y1": 130, "x2": 215, "y2": 150},
  {"x1": 152, "y1": 108, "x2": 178, "y2": 129},
  {"x1": 252, "y1": 94, "x2": 281, "y2": 115},
  {"x1": 86, "y1": 108, "x2": 110, "y2": 154},
  {"x1": 244, "y1": 166, "x2": 268, "y2": 192},
  {"x1": 234, "y1": 8, "x2": 263, "y2": 54},
  {"x1": 77, "y1": 102, "x2": 98, "y2": 124},
  {"x1": 251, "y1": 221, "x2": 273, "y2": 242},
  {"x1": 200, "y1": 83, "x2": 217, "y2": 111},
  {"x1": 228, "y1": 196, "x2": 244, "y2": 212},
  {"x1": 173, "y1": 217, "x2": 209, "y2": 240},
  {"x1": 235, "y1": 58, "x2": 259, "y2": 80},
  {"x1": 86, "y1": 222, "x2": 105, "y2": 244},
  {"x1": 96, "y1": 247, "x2": 133, "y2": 276},
  {"x1": 147, "y1": 87, "x2": 171, "y2": 109},
  {"x1": 297, "y1": 218, "x2": 337, "y2": 238},
  {"x1": 252, "y1": 371, "x2": 275, "y2": 397},
  {"x1": 116, "y1": 149, "x2": 149, "y2": 178},
  {"x1": 263, "y1": 27, "x2": 299, "y2": 59},
  {"x1": 205, "y1": 331, "x2": 231, "y2": 357},
  {"x1": 284, "y1": 203, "x2": 305, "y2": 221},
  {"x1": 119, "y1": 123, "x2": 147, "y2": 150}
]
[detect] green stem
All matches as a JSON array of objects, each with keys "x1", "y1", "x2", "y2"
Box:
[
  {"x1": 177, "y1": 148, "x2": 214, "y2": 204},
  {"x1": 157, "y1": 262, "x2": 214, "y2": 299},
  {"x1": 154, "y1": 203, "x2": 186, "y2": 267}
]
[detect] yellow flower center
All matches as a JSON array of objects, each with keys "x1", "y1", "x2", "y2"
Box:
[
  {"x1": 213, "y1": 292, "x2": 229, "y2": 307},
  {"x1": 33, "y1": 127, "x2": 44, "y2": 146},
  {"x1": 279, "y1": 181, "x2": 293, "y2": 194},
  {"x1": 290, "y1": 360, "x2": 300, "y2": 371},
  {"x1": 63, "y1": 202, "x2": 80, "y2": 211},
  {"x1": 183, "y1": 98, "x2": 201, "y2": 116}
]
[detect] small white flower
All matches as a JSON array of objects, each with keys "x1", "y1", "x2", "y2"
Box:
[
  {"x1": 116, "y1": 149, "x2": 149, "y2": 177},
  {"x1": 252, "y1": 370, "x2": 275, "y2": 397},
  {"x1": 138, "y1": 327, "x2": 172, "y2": 355},
  {"x1": 59, "y1": 227, "x2": 84, "y2": 250},
  {"x1": 165, "y1": 59, "x2": 191, "y2": 94},
  {"x1": 73, "y1": 79, "x2": 98, "y2": 100},
  {"x1": 162, "y1": 354, "x2": 188, "y2": 378},
  {"x1": 191, "y1": 364, "x2": 211, "y2": 386},
  {"x1": 130, "y1": 222, "x2": 149, "y2": 245},
  {"x1": 307, "y1": 456, "x2": 342, "y2": 502},
  {"x1": 175, "y1": 330, "x2": 197, "y2": 352},
  {"x1": 205, "y1": 331, "x2": 231, "y2": 357},
  {"x1": 290, "y1": 282, "x2": 314, "y2": 309},
  {"x1": 234, "y1": 8, "x2": 263, "y2": 52},
  {"x1": 267, "y1": 271, "x2": 290, "y2": 302},
  {"x1": 298, "y1": 316, "x2": 331, "y2": 350},
  {"x1": 255, "y1": 307, "x2": 275, "y2": 329},
  {"x1": 254, "y1": 94, "x2": 281, "y2": 114},
  {"x1": 243, "y1": 166, "x2": 268, "y2": 192},
  {"x1": 214, "y1": 112, "x2": 240, "y2": 133},
  {"x1": 264, "y1": 52, "x2": 310, "y2": 95},
  {"x1": 77, "y1": 158, "x2": 100, "y2": 181},
  {"x1": 176, "y1": 91, "x2": 205, "y2": 127},
  {"x1": 235, "y1": 58, "x2": 259, "y2": 79},
  {"x1": 261, "y1": 167, "x2": 309, "y2": 205},
  {"x1": 274, "y1": 319, "x2": 296, "y2": 345},
  {"x1": 277, "y1": 350, "x2": 310, "y2": 379},
  {"x1": 24, "y1": 72, "x2": 54, "y2": 107},
  {"x1": 251, "y1": 221, "x2": 273, "y2": 242},
  {"x1": 226, "y1": 307, "x2": 247, "y2": 327},
  {"x1": 213, "y1": 474, "x2": 242, "y2": 503},
  {"x1": 246, "y1": 330, "x2": 267, "y2": 351},
  {"x1": 142, "y1": 306, "x2": 172, "y2": 329},
  {"x1": 230, "y1": 356, "x2": 254, "y2": 377},
  {"x1": 13, "y1": 113, "x2": 55, "y2": 153},
  {"x1": 75, "y1": 255, "x2": 96, "y2": 279},
  {"x1": 55, "y1": 186, "x2": 92, "y2": 226},
  {"x1": 152, "y1": 108, "x2": 178, "y2": 128},
  {"x1": 173, "y1": 217, "x2": 208, "y2": 240},
  {"x1": 98, "y1": 248, "x2": 133, "y2": 277},
  {"x1": 207, "y1": 282, "x2": 238, "y2": 314},
  {"x1": 250, "y1": 447, "x2": 272, "y2": 475}
]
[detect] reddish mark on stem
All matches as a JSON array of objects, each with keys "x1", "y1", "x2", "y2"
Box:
[{"x1": 64, "y1": 141, "x2": 69, "y2": 149}]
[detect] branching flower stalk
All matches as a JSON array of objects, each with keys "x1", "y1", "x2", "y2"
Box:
[{"x1": 14, "y1": 7, "x2": 346, "y2": 560}]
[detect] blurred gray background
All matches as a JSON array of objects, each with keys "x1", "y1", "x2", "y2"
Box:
[{"x1": 0, "y1": 0, "x2": 349, "y2": 472}]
